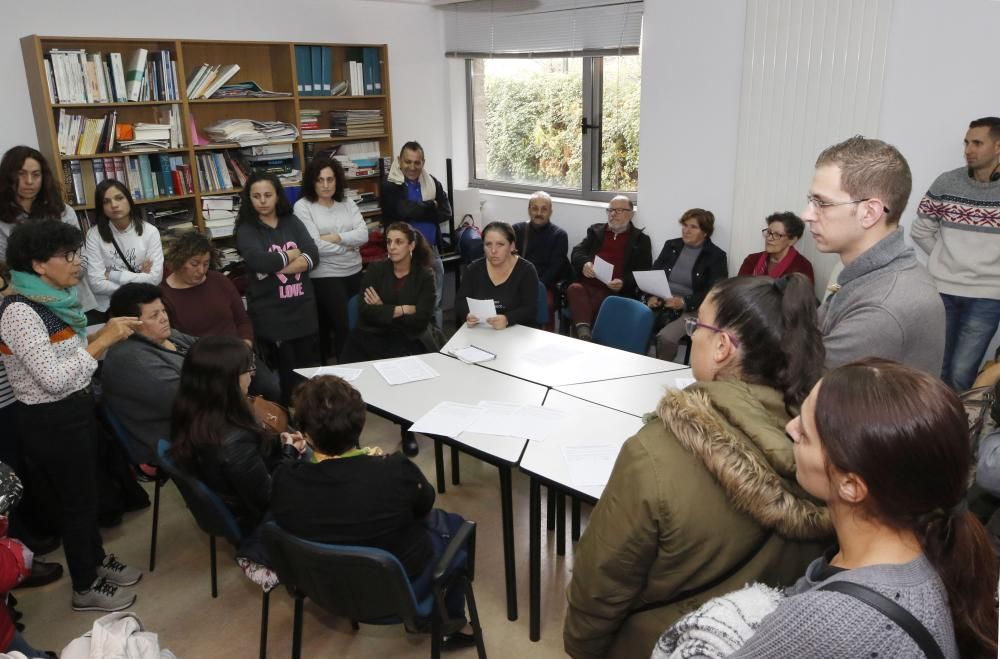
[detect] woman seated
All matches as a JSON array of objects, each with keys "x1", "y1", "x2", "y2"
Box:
[
  {"x1": 564, "y1": 274, "x2": 832, "y2": 659},
  {"x1": 271, "y1": 375, "x2": 476, "y2": 647},
  {"x1": 169, "y1": 335, "x2": 301, "y2": 562},
  {"x1": 341, "y1": 222, "x2": 437, "y2": 362},
  {"x1": 456, "y1": 221, "x2": 539, "y2": 330},
  {"x1": 737, "y1": 211, "x2": 815, "y2": 283},
  {"x1": 84, "y1": 179, "x2": 164, "y2": 315},
  {"x1": 725, "y1": 359, "x2": 997, "y2": 658},
  {"x1": 646, "y1": 208, "x2": 728, "y2": 361},
  {"x1": 159, "y1": 231, "x2": 280, "y2": 401}
]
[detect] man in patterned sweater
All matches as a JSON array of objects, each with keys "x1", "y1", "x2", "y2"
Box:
[{"x1": 911, "y1": 116, "x2": 1000, "y2": 390}]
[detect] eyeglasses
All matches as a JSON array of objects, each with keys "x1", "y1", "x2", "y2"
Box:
[
  {"x1": 805, "y1": 194, "x2": 890, "y2": 215},
  {"x1": 684, "y1": 316, "x2": 741, "y2": 348},
  {"x1": 606, "y1": 208, "x2": 632, "y2": 216},
  {"x1": 54, "y1": 248, "x2": 81, "y2": 263},
  {"x1": 761, "y1": 229, "x2": 788, "y2": 240}
]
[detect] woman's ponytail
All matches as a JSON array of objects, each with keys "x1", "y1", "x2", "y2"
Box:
[{"x1": 776, "y1": 274, "x2": 825, "y2": 410}]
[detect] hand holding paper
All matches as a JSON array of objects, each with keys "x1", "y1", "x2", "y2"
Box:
[
  {"x1": 592, "y1": 256, "x2": 614, "y2": 285},
  {"x1": 633, "y1": 270, "x2": 673, "y2": 300},
  {"x1": 466, "y1": 298, "x2": 498, "y2": 326}
]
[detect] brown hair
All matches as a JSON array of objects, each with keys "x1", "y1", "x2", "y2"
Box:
[
  {"x1": 969, "y1": 116, "x2": 1000, "y2": 141},
  {"x1": 815, "y1": 136, "x2": 911, "y2": 226},
  {"x1": 0, "y1": 146, "x2": 66, "y2": 225},
  {"x1": 678, "y1": 208, "x2": 715, "y2": 238},
  {"x1": 291, "y1": 376, "x2": 366, "y2": 455},
  {"x1": 815, "y1": 358, "x2": 998, "y2": 658},
  {"x1": 163, "y1": 231, "x2": 219, "y2": 271},
  {"x1": 386, "y1": 221, "x2": 433, "y2": 272},
  {"x1": 301, "y1": 156, "x2": 346, "y2": 203}
]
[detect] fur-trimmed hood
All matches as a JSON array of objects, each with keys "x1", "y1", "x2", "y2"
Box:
[{"x1": 655, "y1": 379, "x2": 832, "y2": 540}]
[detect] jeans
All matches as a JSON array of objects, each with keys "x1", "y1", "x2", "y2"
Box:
[{"x1": 940, "y1": 293, "x2": 1000, "y2": 391}]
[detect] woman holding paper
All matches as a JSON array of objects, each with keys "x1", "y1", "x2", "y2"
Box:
[
  {"x1": 645, "y1": 208, "x2": 728, "y2": 361},
  {"x1": 456, "y1": 221, "x2": 540, "y2": 329},
  {"x1": 564, "y1": 274, "x2": 831, "y2": 659},
  {"x1": 737, "y1": 211, "x2": 814, "y2": 283}
]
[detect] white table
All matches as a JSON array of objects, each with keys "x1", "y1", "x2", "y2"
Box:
[
  {"x1": 295, "y1": 352, "x2": 547, "y2": 622},
  {"x1": 553, "y1": 368, "x2": 695, "y2": 418},
  {"x1": 442, "y1": 324, "x2": 687, "y2": 387}
]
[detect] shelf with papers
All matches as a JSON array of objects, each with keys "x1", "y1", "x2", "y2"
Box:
[
  {"x1": 187, "y1": 97, "x2": 295, "y2": 104},
  {"x1": 60, "y1": 147, "x2": 189, "y2": 161},
  {"x1": 301, "y1": 134, "x2": 389, "y2": 143},
  {"x1": 52, "y1": 100, "x2": 180, "y2": 108},
  {"x1": 192, "y1": 140, "x2": 299, "y2": 151},
  {"x1": 70, "y1": 192, "x2": 195, "y2": 211}
]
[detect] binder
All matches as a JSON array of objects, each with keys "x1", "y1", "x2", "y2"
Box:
[
  {"x1": 158, "y1": 154, "x2": 176, "y2": 196},
  {"x1": 295, "y1": 45, "x2": 312, "y2": 95},
  {"x1": 310, "y1": 46, "x2": 323, "y2": 97},
  {"x1": 320, "y1": 46, "x2": 332, "y2": 95},
  {"x1": 372, "y1": 48, "x2": 383, "y2": 94}
]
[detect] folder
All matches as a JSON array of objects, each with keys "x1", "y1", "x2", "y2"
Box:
[
  {"x1": 310, "y1": 46, "x2": 323, "y2": 97},
  {"x1": 295, "y1": 45, "x2": 312, "y2": 96},
  {"x1": 320, "y1": 46, "x2": 332, "y2": 95}
]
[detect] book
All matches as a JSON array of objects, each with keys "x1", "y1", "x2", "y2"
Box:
[
  {"x1": 201, "y1": 64, "x2": 241, "y2": 99},
  {"x1": 295, "y1": 45, "x2": 311, "y2": 95},
  {"x1": 320, "y1": 46, "x2": 332, "y2": 94},
  {"x1": 310, "y1": 47, "x2": 323, "y2": 97},
  {"x1": 125, "y1": 48, "x2": 149, "y2": 101}
]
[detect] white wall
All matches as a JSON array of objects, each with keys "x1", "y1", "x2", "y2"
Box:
[{"x1": 0, "y1": 0, "x2": 452, "y2": 180}]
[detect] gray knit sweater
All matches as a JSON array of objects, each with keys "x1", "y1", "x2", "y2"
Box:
[{"x1": 729, "y1": 554, "x2": 959, "y2": 658}]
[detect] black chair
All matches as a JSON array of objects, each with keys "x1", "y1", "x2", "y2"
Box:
[
  {"x1": 262, "y1": 519, "x2": 487, "y2": 659},
  {"x1": 155, "y1": 440, "x2": 271, "y2": 658},
  {"x1": 98, "y1": 404, "x2": 166, "y2": 571}
]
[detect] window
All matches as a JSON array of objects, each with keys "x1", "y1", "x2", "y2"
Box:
[{"x1": 467, "y1": 54, "x2": 641, "y2": 200}]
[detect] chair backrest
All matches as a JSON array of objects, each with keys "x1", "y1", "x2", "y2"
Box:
[
  {"x1": 591, "y1": 296, "x2": 655, "y2": 354},
  {"x1": 156, "y1": 439, "x2": 243, "y2": 547},
  {"x1": 535, "y1": 280, "x2": 548, "y2": 327},
  {"x1": 99, "y1": 403, "x2": 145, "y2": 467},
  {"x1": 347, "y1": 294, "x2": 360, "y2": 330},
  {"x1": 261, "y1": 521, "x2": 424, "y2": 627}
]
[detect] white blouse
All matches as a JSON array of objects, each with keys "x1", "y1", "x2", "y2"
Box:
[{"x1": 84, "y1": 221, "x2": 164, "y2": 311}]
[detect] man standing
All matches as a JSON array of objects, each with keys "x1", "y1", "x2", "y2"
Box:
[
  {"x1": 380, "y1": 141, "x2": 452, "y2": 327},
  {"x1": 911, "y1": 117, "x2": 1000, "y2": 390},
  {"x1": 513, "y1": 191, "x2": 570, "y2": 329},
  {"x1": 804, "y1": 136, "x2": 945, "y2": 374}
]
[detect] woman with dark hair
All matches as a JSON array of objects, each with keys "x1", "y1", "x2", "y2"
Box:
[
  {"x1": 235, "y1": 172, "x2": 320, "y2": 404},
  {"x1": 84, "y1": 179, "x2": 164, "y2": 313},
  {"x1": 564, "y1": 274, "x2": 832, "y2": 659},
  {"x1": 169, "y1": 336, "x2": 301, "y2": 555},
  {"x1": 293, "y1": 157, "x2": 369, "y2": 361},
  {"x1": 340, "y1": 221, "x2": 437, "y2": 362},
  {"x1": 0, "y1": 219, "x2": 142, "y2": 612},
  {"x1": 455, "y1": 221, "x2": 540, "y2": 329},
  {"x1": 159, "y1": 231, "x2": 281, "y2": 402},
  {"x1": 737, "y1": 211, "x2": 815, "y2": 283},
  {"x1": 727, "y1": 359, "x2": 998, "y2": 658},
  {"x1": 271, "y1": 376, "x2": 477, "y2": 647},
  {"x1": 646, "y1": 208, "x2": 729, "y2": 361}
]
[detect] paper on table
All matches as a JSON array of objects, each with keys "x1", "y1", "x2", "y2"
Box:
[
  {"x1": 522, "y1": 343, "x2": 584, "y2": 366},
  {"x1": 465, "y1": 401, "x2": 524, "y2": 436},
  {"x1": 592, "y1": 256, "x2": 614, "y2": 284},
  {"x1": 561, "y1": 444, "x2": 619, "y2": 488},
  {"x1": 466, "y1": 297, "x2": 498, "y2": 325},
  {"x1": 373, "y1": 356, "x2": 440, "y2": 386},
  {"x1": 633, "y1": 270, "x2": 673, "y2": 299},
  {"x1": 517, "y1": 406, "x2": 567, "y2": 441},
  {"x1": 449, "y1": 345, "x2": 497, "y2": 364},
  {"x1": 409, "y1": 401, "x2": 485, "y2": 439},
  {"x1": 312, "y1": 365, "x2": 362, "y2": 381}
]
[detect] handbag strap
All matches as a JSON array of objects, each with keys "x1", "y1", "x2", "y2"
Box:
[
  {"x1": 818, "y1": 581, "x2": 945, "y2": 659},
  {"x1": 109, "y1": 235, "x2": 139, "y2": 274}
]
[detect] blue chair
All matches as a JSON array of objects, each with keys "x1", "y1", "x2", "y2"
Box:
[
  {"x1": 347, "y1": 294, "x2": 360, "y2": 330},
  {"x1": 262, "y1": 520, "x2": 486, "y2": 659},
  {"x1": 535, "y1": 280, "x2": 548, "y2": 327},
  {"x1": 591, "y1": 296, "x2": 655, "y2": 354},
  {"x1": 156, "y1": 440, "x2": 271, "y2": 658},
  {"x1": 98, "y1": 404, "x2": 165, "y2": 572}
]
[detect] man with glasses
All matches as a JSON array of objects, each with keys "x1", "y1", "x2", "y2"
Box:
[
  {"x1": 566, "y1": 196, "x2": 651, "y2": 340},
  {"x1": 804, "y1": 136, "x2": 944, "y2": 374},
  {"x1": 911, "y1": 117, "x2": 1000, "y2": 391}
]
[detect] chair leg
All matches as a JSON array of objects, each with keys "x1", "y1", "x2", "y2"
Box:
[
  {"x1": 546, "y1": 486, "x2": 555, "y2": 530},
  {"x1": 430, "y1": 604, "x2": 442, "y2": 659},
  {"x1": 556, "y1": 493, "x2": 566, "y2": 556},
  {"x1": 451, "y1": 446, "x2": 460, "y2": 485},
  {"x1": 259, "y1": 589, "x2": 270, "y2": 659},
  {"x1": 465, "y1": 579, "x2": 487, "y2": 659},
  {"x1": 210, "y1": 535, "x2": 218, "y2": 598},
  {"x1": 571, "y1": 498, "x2": 581, "y2": 542},
  {"x1": 292, "y1": 595, "x2": 304, "y2": 659},
  {"x1": 149, "y1": 477, "x2": 162, "y2": 572}
]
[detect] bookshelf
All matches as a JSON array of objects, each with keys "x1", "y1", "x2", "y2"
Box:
[{"x1": 21, "y1": 35, "x2": 393, "y2": 233}]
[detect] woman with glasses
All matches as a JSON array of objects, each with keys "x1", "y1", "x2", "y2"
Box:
[
  {"x1": 645, "y1": 208, "x2": 729, "y2": 361},
  {"x1": 738, "y1": 212, "x2": 814, "y2": 283},
  {"x1": 0, "y1": 219, "x2": 143, "y2": 613},
  {"x1": 564, "y1": 273, "x2": 832, "y2": 659}
]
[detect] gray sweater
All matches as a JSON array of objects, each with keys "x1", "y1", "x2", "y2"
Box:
[
  {"x1": 731, "y1": 553, "x2": 959, "y2": 658},
  {"x1": 100, "y1": 330, "x2": 196, "y2": 464},
  {"x1": 818, "y1": 228, "x2": 945, "y2": 375}
]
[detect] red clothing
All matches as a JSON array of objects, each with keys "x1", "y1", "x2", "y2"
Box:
[
  {"x1": 0, "y1": 536, "x2": 30, "y2": 650},
  {"x1": 738, "y1": 249, "x2": 815, "y2": 283},
  {"x1": 159, "y1": 271, "x2": 255, "y2": 342},
  {"x1": 594, "y1": 227, "x2": 630, "y2": 280}
]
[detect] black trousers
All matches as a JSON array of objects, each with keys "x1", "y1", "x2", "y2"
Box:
[
  {"x1": 17, "y1": 390, "x2": 104, "y2": 591},
  {"x1": 260, "y1": 335, "x2": 321, "y2": 405},
  {"x1": 340, "y1": 329, "x2": 425, "y2": 363},
  {"x1": 313, "y1": 272, "x2": 363, "y2": 363}
]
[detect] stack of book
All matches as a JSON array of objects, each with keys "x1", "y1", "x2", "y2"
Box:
[
  {"x1": 185, "y1": 63, "x2": 241, "y2": 100},
  {"x1": 218, "y1": 246, "x2": 242, "y2": 268},
  {"x1": 202, "y1": 195, "x2": 238, "y2": 239},
  {"x1": 203, "y1": 119, "x2": 298, "y2": 147},
  {"x1": 211, "y1": 81, "x2": 290, "y2": 98},
  {"x1": 57, "y1": 107, "x2": 183, "y2": 155},
  {"x1": 45, "y1": 48, "x2": 180, "y2": 103},
  {"x1": 195, "y1": 151, "x2": 250, "y2": 193},
  {"x1": 239, "y1": 144, "x2": 298, "y2": 184},
  {"x1": 254, "y1": 120, "x2": 299, "y2": 144},
  {"x1": 343, "y1": 187, "x2": 377, "y2": 211},
  {"x1": 329, "y1": 110, "x2": 384, "y2": 137},
  {"x1": 299, "y1": 109, "x2": 328, "y2": 138},
  {"x1": 145, "y1": 202, "x2": 195, "y2": 238}
]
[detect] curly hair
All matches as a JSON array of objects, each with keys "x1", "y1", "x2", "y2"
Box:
[
  {"x1": 163, "y1": 230, "x2": 218, "y2": 271},
  {"x1": 6, "y1": 219, "x2": 82, "y2": 274},
  {"x1": 291, "y1": 376, "x2": 366, "y2": 456},
  {"x1": 0, "y1": 147, "x2": 66, "y2": 225},
  {"x1": 301, "y1": 156, "x2": 346, "y2": 203}
]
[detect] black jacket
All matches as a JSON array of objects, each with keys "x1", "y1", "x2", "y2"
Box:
[
  {"x1": 651, "y1": 237, "x2": 729, "y2": 312},
  {"x1": 570, "y1": 222, "x2": 652, "y2": 298},
  {"x1": 380, "y1": 175, "x2": 452, "y2": 248},
  {"x1": 513, "y1": 220, "x2": 571, "y2": 288}
]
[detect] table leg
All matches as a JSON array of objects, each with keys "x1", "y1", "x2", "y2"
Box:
[
  {"x1": 529, "y1": 477, "x2": 541, "y2": 642},
  {"x1": 556, "y1": 493, "x2": 566, "y2": 556},
  {"x1": 451, "y1": 446, "x2": 460, "y2": 485},
  {"x1": 498, "y1": 466, "x2": 518, "y2": 621},
  {"x1": 571, "y1": 498, "x2": 581, "y2": 542},
  {"x1": 546, "y1": 486, "x2": 556, "y2": 530},
  {"x1": 434, "y1": 438, "x2": 446, "y2": 494}
]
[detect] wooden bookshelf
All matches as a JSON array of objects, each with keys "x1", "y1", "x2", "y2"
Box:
[{"x1": 21, "y1": 35, "x2": 393, "y2": 230}]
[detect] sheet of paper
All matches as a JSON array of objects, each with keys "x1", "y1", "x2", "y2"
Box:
[
  {"x1": 373, "y1": 356, "x2": 440, "y2": 386},
  {"x1": 449, "y1": 345, "x2": 497, "y2": 364},
  {"x1": 633, "y1": 270, "x2": 673, "y2": 299},
  {"x1": 672, "y1": 377, "x2": 696, "y2": 389},
  {"x1": 562, "y1": 444, "x2": 619, "y2": 488},
  {"x1": 466, "y1": 297, "x2": 498, "y2": 325},
  {"x1": 522, "y1": 343, "x2": 584, "y2": 366},
  {"x1": 409, "y1": 401, "x2": 485, "y2": 439},
  {"x1": 311, "y1": 365, "x2": 362, "y2": 381},
  {"x1": 516, "y1": 406, "x2": 567, "y2": 441},
  {"x1": 465, "y1": 401, "x2": 524, "y2": 436},
  {"x1": 592, "y1": 256, "x2": 614, "y2": 285}
]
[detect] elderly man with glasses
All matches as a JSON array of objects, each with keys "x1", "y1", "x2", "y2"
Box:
[
  {"x1": 804, "y1": 136, "x2": 944, "y2": 374},
  {"x1": 565, "y1": 195, "x2": 651, "y2": 341}
]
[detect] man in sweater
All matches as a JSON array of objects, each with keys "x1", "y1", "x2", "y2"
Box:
[
  {"x1": 804, "y1": 136, "x2": 945, "y2": 374},
  {"x1": 513, "y1": 191, "x2": 570, "y2": 329},
  {"x1": 911, "y1": 117, "x2": 1000, "y2": 390}
]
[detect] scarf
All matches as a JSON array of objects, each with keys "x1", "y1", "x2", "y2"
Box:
[
  {"x1": 387, "y1": 159, "x2": 436, "y2": 202},
  {"x1": 9, "y1": 270, "x2": 87, "y2": 338},
  {"x1": 752, "y1": 247, "x2": 798, "y2": 279}
]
